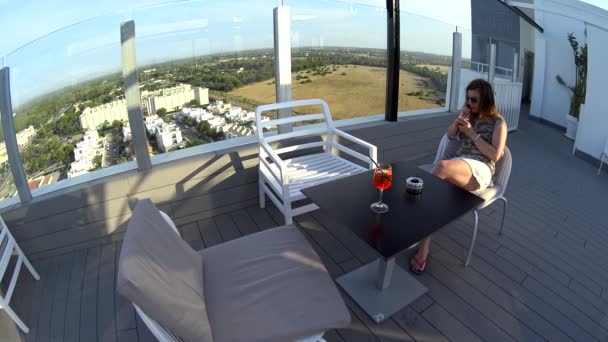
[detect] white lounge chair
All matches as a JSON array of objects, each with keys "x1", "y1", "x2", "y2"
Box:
[
  {"x1": 0, "y1": 216, "x2": 40, "y2": 333},
  {"x1": 117, "y1": 199, "x2": 351, "y2": 342},
  {"x1": 421, "y1": 134, "x2": 512, "y2": 266},
  {"x1": 256, "y1": 99, "x2": 377, "y2": 224}
]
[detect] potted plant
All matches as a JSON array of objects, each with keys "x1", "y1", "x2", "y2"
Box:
[{"x1": 556, "y1": 32, "x2": 587, "y2": 140}]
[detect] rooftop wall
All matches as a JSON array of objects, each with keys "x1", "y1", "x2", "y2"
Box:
[
  {"x1": 575, "y1": 24, "x2": 608, "y2": 159},
  {"x1": 531, "y1": 10, "x2": 585, "y2": 127}
]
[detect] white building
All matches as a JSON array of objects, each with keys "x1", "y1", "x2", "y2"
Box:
[
  {"x1": 0, "y1": 125, "x2": 33, "y2": 156},
  {"x1": 141, "y1": 84, "x2": 209, "y2": 114},
  {"x1": 16, "y1": 125, "x2": 36, "y2": 148},
  {"x1": 237, "y1": 111, "x2": 256, "y2": 124},
  {"x1": 155, "y1": 124, "x2": 183, "y2": 152},
  {"x1": 208, "y1": 100, "x2": 232, "y2": 114},
  {"x1": 68, "y1": 130, "x2": 103, "y2": 178},
  {"x1": 79, "y1": 84, "x2": 209, "y2": 130},
  {"x1": 79, "y1": 100, "x2": 129, "y2": 131},
  {"x1": 226, "y1": 107, "x2": 243, "y2": 120},
  {"x1": 143, "y1": 114, "x2": 165, "y2": 135},
  {"x1": 197, "y1": 111, "x2": 214, "y2": 123},
  {"x1": 208, "y1": 116, "x2": 226, "y2": 130},
  {"x1": 122, "y1": 125, "x2": 132, "y2": 142}
]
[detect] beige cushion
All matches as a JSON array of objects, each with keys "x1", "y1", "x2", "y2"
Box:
[
  {"x1": 202, "y1": 225, "x2": 350, "y2": 342},
  {"x1": 116, "y1": 199, "x2": 214, "y2": 342},
  {"x1": 474, "y1": 185, "x2": 501, "y2": 203}
]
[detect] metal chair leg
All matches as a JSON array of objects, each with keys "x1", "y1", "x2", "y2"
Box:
[
  {"x1": 23, "y1": 257, "x2": 40, "y2": 280},
  {"x1": 1, "y1": 299, "x2": 29, "y2": 333},
  {"x1": 465, "y1": 210, "x2": 479, "y2": 267},
  {"x1": 498, "y1": 196, "x2": 508, "y2": 236},
  {"x1": 259, "y1": 177, "x2": 266, "y2": 209}
]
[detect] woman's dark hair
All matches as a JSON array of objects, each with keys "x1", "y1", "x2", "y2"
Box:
[{"x1": 466, "y1": 79, "x2": 498, "y2": 119}]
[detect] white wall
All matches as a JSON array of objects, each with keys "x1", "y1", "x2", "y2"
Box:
[
  {"x1": 536, "y1": 12, "x2": 586, "y2": 127},
  {"x1": 574, "y1": 24, "x2": 608, "y2": 158}
]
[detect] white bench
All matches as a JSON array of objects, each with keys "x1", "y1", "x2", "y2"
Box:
[{"x1": 256, "y1": 99, "x2": 377, "y2": 224}]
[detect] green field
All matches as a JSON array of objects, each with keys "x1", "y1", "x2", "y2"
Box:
[{"x1": 229, "y1": 65, "x2": 444, "y2": 120}]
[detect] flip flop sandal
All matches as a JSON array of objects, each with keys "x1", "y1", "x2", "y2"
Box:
[{"x1": 410, "y1": 254, "x2": 428, "y2": 275}]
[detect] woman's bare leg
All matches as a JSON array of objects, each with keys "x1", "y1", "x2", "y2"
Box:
[
  {"x1": 411, "y1": 159, "x2": 479, "y2": 272},
  {"x1": 432, "y1": 159, "x2": 479, "y2": 191}
]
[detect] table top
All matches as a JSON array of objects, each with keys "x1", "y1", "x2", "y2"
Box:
[{"x1": 302, "y1": 162, "x2": 484, "y2": 259}]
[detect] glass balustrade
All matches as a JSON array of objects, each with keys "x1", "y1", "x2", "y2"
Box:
[
  {"x1": 133, "y1": 0, "x2": 277, "y2": 154},
  {"x1": 0, "y1": 0, "x2": 478, "y2": 206},
  {"x1": 5, "y1": 13, "x2": 131, "y2": 195},
  {"x1": 399, "y1": 12, "x2": 455, "y2": 114},
  {"x1": 286, "y1": 0, "x2": 388, "y2": 121}
]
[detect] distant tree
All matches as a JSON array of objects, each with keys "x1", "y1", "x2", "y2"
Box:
[
  {"x1": 186, "y1": 139, "x2": 205, "y2": 148},
  {"x1": 117, "y1": 156, "x2": 128, "y2": 164},
  {"x1": 197, "y1": 121, "x2": 211, "y2": 135},
  {"x1": 93, "y1": 155, "x2": 102, "y2": 170},
  {"x1": 188, "y1": 99, "x2": 200, "y2": 107},
  {"x1": 209, "y1": 128, "x2": 225, "y2": 141},
  {"x1": 157, "y1": 108, "x2": 167, "y2": 116},
  {"x1": 183, "y1": 116, "x2": 197, "y2": 127}
]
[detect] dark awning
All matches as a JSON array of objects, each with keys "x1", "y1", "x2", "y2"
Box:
[{"x1": 498, "y1": 0, "x2": 545, "y2": 33}]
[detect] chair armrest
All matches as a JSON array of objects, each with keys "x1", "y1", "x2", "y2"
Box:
[
  {"x1": 332, "y1": 129, "x2": 378, "y2": 168},
  {"x1": 260, "y1": 142, "x2": 286, "y2": 170},
  {"x1": 260, "y1": 141, "x2": 288, "y2": 185}
]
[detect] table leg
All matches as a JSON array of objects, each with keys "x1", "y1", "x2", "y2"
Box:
[
  {"x1": 376, "y1": 258, "x2": 395, "y2": 290},
  {"x1": 336, "y1": 258, "x2": 428, "y2": 323}
]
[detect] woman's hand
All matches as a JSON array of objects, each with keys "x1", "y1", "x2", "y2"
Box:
[{"x1": 457, "y1": 117, "x2": 476, "y2": 138}]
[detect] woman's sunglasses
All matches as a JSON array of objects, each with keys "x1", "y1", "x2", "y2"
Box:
[{"x1": 466, "y1": 96, "x2": 479, "y2": 104}]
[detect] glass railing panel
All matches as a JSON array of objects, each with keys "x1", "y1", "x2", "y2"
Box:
[
  {"x1": 6, "y1": 13, "x2": 131, "y2": 192},
  {"x1": 286, "y1": 0, "x2": 387, "y2": 121},
  {"x1": 495, "y1": 42, "x2": 516, "y2": 79},
  {"x1": 471, "y1": 34, "x2": 491, "y2": 74},
  {"x1": 0, "y1": 56, "x2": 16, "y2": 201},
  {"x1": 399, "y1": 12, "x2": 455, "y2": 114},
  {"x1": 0, "y1": 127, "x2": 17, "y2": 201},
  {"x1": 133, "y1": 0, "x2": 277, "y2": 154},
  {"x1": 459, "y1": 26, "x2": 473, "y2": 70}
]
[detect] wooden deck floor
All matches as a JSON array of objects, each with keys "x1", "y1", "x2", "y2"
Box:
[{"x1": 6, "y1": 113, "x2": 608, "y2": 342}]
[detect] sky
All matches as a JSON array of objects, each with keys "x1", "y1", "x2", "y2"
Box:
[{"x1": 0, "y1": 0, "x2": 473, "y2": 105}]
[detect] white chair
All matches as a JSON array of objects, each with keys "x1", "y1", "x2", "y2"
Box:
[
  {"x1": 256, "y1": 99, "x2": 377, "y2": 224},
  {"x1": 422, "y1": 134, "x2": 512, "y2": 267},
  {"x1": 598, "y1": 138, "x2": 608, "y2": 175},
  {"x1": 119, "y1": 200, "x2": 350, "y2": 342},
  {"x1": 0, "y1": 216, "x2": 40, "y2": 333},
  {"x1": 133, "y1": 211, "x2": 329, "y2": 342}
]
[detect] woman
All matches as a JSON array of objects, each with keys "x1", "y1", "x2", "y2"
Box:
[{"x1": 410, "y1": 78, "x2": 508, "y2": 274}]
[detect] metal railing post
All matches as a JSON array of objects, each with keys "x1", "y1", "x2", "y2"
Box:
[
  {"x1": 385, "y1": 0, "x2": 400, "y2": 122},
  {"x1": 449, "y1": 31, "x2": 463, "y2": 112},
  {"x1": 121, "y1": 21, "x2": 152, "y2": 171},
  {"x1": 273, "y1": 6, "x2": 293, "y2": 134},
  {"x1": 0, "y1": 67, "x2": 32, "y2": 203},
  {"x1": 512, "y1": 52, "x2": 519, "y2": 82},
  {"x1": 488, "y1": 43, "x2": 497, "y2": 85}
]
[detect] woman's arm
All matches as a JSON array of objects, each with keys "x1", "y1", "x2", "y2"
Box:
[
  {"x1": 459, "y1": 119, "x2": 507, "y2": 162},
  {"x1": 472, "y1": 122, "x2": 507, "y2": 162},
  {"x1": 447, "y1": 107, "x2": 470, "y2": 140},
  {"x1": 447, "y1": 120, "x2": 460, "y2": 140}
]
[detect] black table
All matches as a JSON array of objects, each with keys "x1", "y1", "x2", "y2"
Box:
[{"x1": 302, "y1": 162, "x2": 483, "y2": 323}]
